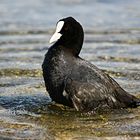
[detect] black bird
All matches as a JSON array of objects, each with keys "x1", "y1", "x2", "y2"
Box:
[{"x1": 42, "y1": 17, "x2": 140, "y2": 111}]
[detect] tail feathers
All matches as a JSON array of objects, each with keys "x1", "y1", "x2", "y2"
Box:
[
  {"x1": 136, "y1": 101, "x2": 140, "y2": 107},
  {"x1": 129, "y1": 99, "x2": 140, "y2": 108},
  {"x1": 114, "y1": 88, "x2": 140, "y2": 108}
]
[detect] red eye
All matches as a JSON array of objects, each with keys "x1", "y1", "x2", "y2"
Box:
[{"x1": 64, "y1": 26, "x2": 69, "y2": 31}]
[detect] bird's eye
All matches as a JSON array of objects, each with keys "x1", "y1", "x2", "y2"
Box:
[{"x1": 64, "y1": 25, "x2": 69, "y2": 31}]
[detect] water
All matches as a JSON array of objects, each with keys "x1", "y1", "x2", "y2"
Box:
[{"x1": 0, "y1": 0, "x2": 140, "y2": 139}]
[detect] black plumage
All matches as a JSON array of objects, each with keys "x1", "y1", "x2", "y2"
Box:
[{"x1": 42, "y1": 17, "x2": 140, "y2": 111}]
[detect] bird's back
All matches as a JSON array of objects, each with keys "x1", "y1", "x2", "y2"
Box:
[{"x1": 64, "y1": 58, "x2": 139, "y2": 111}]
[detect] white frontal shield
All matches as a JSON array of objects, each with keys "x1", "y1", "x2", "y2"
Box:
[{"x1": 49, "y1": 21, "x2": 64, "y2": 44}]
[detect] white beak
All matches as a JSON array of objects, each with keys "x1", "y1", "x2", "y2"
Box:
[
  {"x1": 49, "y1": 21, "x2": 64, "y2": 44},
  {"x1": 49, "y1": 32, "x2": 62, "y2": 44}
]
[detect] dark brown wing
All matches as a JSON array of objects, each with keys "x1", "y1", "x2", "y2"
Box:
[{"x1": 64, "y1": 60, "x2": 139, "y2": 111}]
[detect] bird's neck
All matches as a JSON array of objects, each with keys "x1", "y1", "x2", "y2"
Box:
[{"x1": 55, "y1": 40, "x2": 83, "y2": 57}]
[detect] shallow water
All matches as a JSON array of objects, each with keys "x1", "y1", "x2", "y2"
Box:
[{"x1": 0, "y1": 0, "x2": 140, "y2": 139}]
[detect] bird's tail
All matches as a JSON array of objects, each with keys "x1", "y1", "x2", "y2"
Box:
[
  {"x1": 129, "y1": 98, "x2": 140, "y2": 108},
  {"x1": 136, "y1": 101, "x2": 140, "y2": 107}
]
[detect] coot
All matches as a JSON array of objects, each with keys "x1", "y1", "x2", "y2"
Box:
[{"x1": 42, "y1": 17, "x2": 140, "y2": 111}]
